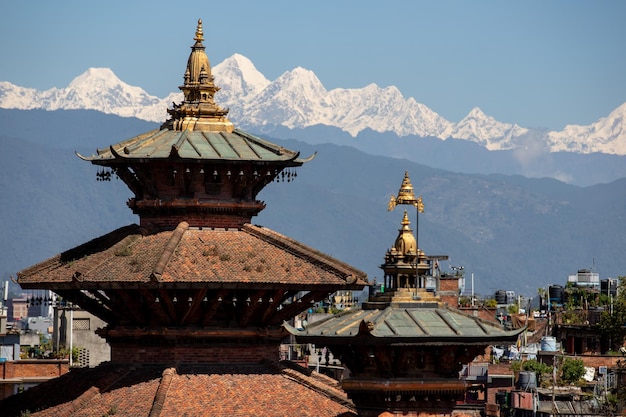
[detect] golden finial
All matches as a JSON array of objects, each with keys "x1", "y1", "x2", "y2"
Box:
[
  {"x1": 194, "y1": 18, "x2": 204, "y2": 42},
  {"x1": 388, "y1": 171, "x2": 424, "y2": 212},
  {"x1": 401, "y1": 210, "x2": 411, "y2": 225}
]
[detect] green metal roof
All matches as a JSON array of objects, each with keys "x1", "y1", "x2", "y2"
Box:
[
  {"x1": 78, "y1": 127, "x2": 313, "y2": 164},
  {"x1": 287, "y1": 305, "x2": 524, "y2": 345}
]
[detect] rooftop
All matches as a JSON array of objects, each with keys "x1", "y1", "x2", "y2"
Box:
[
  {"x1": 18, "y1": 222, "x2": 366, "y2": 290},
  {"x1": 0, "y1": 361, "x2": 357, "y2": 417}
]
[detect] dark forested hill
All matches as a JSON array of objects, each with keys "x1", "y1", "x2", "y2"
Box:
[{"x1": 1, "y1": 109, "x2": 625, "y2": 297}]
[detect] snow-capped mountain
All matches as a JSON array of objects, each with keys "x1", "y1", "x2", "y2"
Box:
[
  {"x1": 0, "y1": 68, "x2": 179, "y2": 123},
  {"x1": 212, "y1": 56, "x2": 486, "y2": 140},
  {"x1": 212, "y1": 53, "x2": 270, "y2": 104},
  {"x1": 442, "y1": 107, "x2": 529, "y2": 151},
  {"x1": 1, "y1": 54, "x2": 625, "y2": 155},
  {"x1": 546, "y1": 103, "x2": 626, "y2": 155}
]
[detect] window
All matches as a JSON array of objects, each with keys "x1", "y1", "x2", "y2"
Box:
[{"x1": 72, "y1": 318, "x2": 90, "y2": 331}]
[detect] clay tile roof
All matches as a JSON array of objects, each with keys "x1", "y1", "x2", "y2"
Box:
[
  {"x1": 0, "y1": 362, "x2": 357, "y2": 417},
  {"x1": 18, "y1": 222, "x2": 367, "y2": 290}
]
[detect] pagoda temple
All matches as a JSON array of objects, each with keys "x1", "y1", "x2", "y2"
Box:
[
  {"x1": 287, "y1": 173, "x2": 524, "y2": 417},
  {"x1": 3, "y1": 19, "x2": 366, "y2": 416}
]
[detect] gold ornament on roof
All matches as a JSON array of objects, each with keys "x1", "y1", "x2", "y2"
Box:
[
  {"x1": 388, "y1": 171, "x2": 424, "y2": 213},
  {"x1": 163, "y1": 18, "x2": 233, "y2": 133},
  {"x1": 195, "y1": 18, "x2": 204, "y2": 42}
]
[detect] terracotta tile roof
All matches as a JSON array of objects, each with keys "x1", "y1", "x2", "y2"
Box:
[
  {"x1": 18, "y1": 222, "x2": 367, "y2": 290},
  {"x1": 0, "y1": 362, "x2": 357, "y2": 417}
]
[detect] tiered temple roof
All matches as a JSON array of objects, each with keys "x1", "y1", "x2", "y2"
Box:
[
  {"x1": 0, "y1": 362, "x2": 357, "y2": 416},
  {"x1": 6, "y1": 19, "x2": 366, "y2": 417},
  {"x1": 287, "y1": 172, "x2": 524, "y2": 417}
]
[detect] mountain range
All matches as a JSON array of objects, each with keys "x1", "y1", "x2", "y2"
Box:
[
  {"x1": 1, "y1": 55, "x2": 625, "y2": 297},
  {"x1": 1, "y1": 109, "x2": 626, "y2": 298},
  {"x1": 1, "y1": 54, "x2": 626, "y2": 156}
]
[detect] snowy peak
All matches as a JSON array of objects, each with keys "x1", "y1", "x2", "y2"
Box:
[
  {"x1": 265, "y1": 67, "x2": 328, "y2": 98},
  {"x1": 1, "y1": 54, "x2": 625, "y2": 155},
  {"x1": 0, "y1": 67, "x2": 172, "y2": 122},
  {"x1": 0, "y1": 81, "x2": 40, "y2": 109},
  {"x1": 60, "y1": 67, "x2": 161, "y2": 113},
  {"x1": 242, "y1": 67, "x2": 330, "y2": 129},
  {"x1": 466, "y1": 107, "x2": 487, "y2": 119},
  {"x1": 213, "y1": 54, "x2": 270, "y2": 103},
  {"x1": 68, "y1": 67, "x2": 122, "y2": 89},
  {"x1": 547, "y1": 102, "x2": 626, "y2": 154},
  {"x1": 444, "y1": 107, "x2": 529, "y2": 150}
]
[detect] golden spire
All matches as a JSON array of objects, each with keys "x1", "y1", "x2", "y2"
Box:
[
  {"x1": 393, "y1": 210, "x2": 416, "y2": 256},
  {"x1": 163, "y1": 18, "x2": 233, "y2": 132},
  {"x1": 194, "y1": 18, "x2": 204, "y2": 43},
  {"x1": 388, "y1": 171, "x2": 424, "y2": 212}
]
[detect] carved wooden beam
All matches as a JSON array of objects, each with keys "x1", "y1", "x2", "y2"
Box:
[
  {"x1": 102, "y1": 326, "x2": 285, "y2": 340},
  {"x1": 115, "y1": 290, "x2": 147, "y2": 325},
  {"x1": 239, "y1": 290, "x2": 265, "y2": 327},
  {"x1": 180, "y1": 288, "x2": 208, "y2": 325},
  {"x1": 201, "y1": 289, "x2": 228, "y2": 326},
  {"x1": 55, "y1": 289, "x2": 118, "y2": 324},
  {"x1": 158, "y1": 289, "x2": 178, "y2": 324},
  {"x1": 271, "y1": 290, "x2": 326, "y2": 325},
  {"x1": 261, "y1": 289, "x2": 285, "y2": 323},
  {"x1": 139, "y1": 289, "x2": 171, "y2": 325}
]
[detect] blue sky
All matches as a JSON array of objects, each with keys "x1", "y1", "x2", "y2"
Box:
[{"x1": 1, "y1": 1, "x2": 624, "y2": 130}]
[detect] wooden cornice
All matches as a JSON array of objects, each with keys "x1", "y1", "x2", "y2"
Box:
[
  {"x1": 342, "y1": 378, "x2": 467, "y2": 393},
  {"x1": 98, "y1": 326, "x2": 286, "y2": 340}
]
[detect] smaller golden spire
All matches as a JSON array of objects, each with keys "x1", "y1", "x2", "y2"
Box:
[
  {"x1": 401, "y1": 210, "x2": 411, "y2": 227},
  {"x1": 393, "y1": 210, "x2": 416, "y2": 257},
  {"x1": 194, "y1": 19, "x2": 204, "y2": 43},
  {"x1": 388, "y1": 171, "x2": 424, "y2": 212}
]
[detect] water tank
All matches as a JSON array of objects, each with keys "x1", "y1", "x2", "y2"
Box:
[
  {"x1": 506, "y1": 291, "x2": 516, "y2": 305},
  {"x1": 495, "y1": 290, "x2": 507, "y2": 304},
  {"x1": 518, "y1": 296, "x2": 530, "y2": 311},
  {"x1": 540, "y1": 336, "x2": 557, "y2": 352},
  {"x1": 517, "y1": 371, "x2": 537, "y2": 390},
  {"x1": 549, "y1": 285, "x2": 564, "y2": 305}
]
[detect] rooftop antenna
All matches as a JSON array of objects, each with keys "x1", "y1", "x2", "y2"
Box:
[{"x1": 592, "y1": 257, "x2": 596, "y2": 271}]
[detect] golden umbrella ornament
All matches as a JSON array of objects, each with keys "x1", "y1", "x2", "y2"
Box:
[{"x1": 388, "y1": 171, "x2": 424, "y2": 289}]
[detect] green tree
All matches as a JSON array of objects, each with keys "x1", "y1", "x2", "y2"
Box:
[
  {"x1": 484, "y1": 298, "x2": 497, "y2": 308},
  {"x1": 560, "y1": 358, "x2": 585, "y2": 385},
  {"x1": 522, "y1": 359, "x2": 552, "y2": 375},
  {"x1": 521, "y1": 359, "x2": 553, "y2": 387},
  {"x1": 507, "y1": 303, "x2": 519, "y2": 314},
  {"x1": 597, "y1": 276, "x2": 626, "y2": 352}
]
